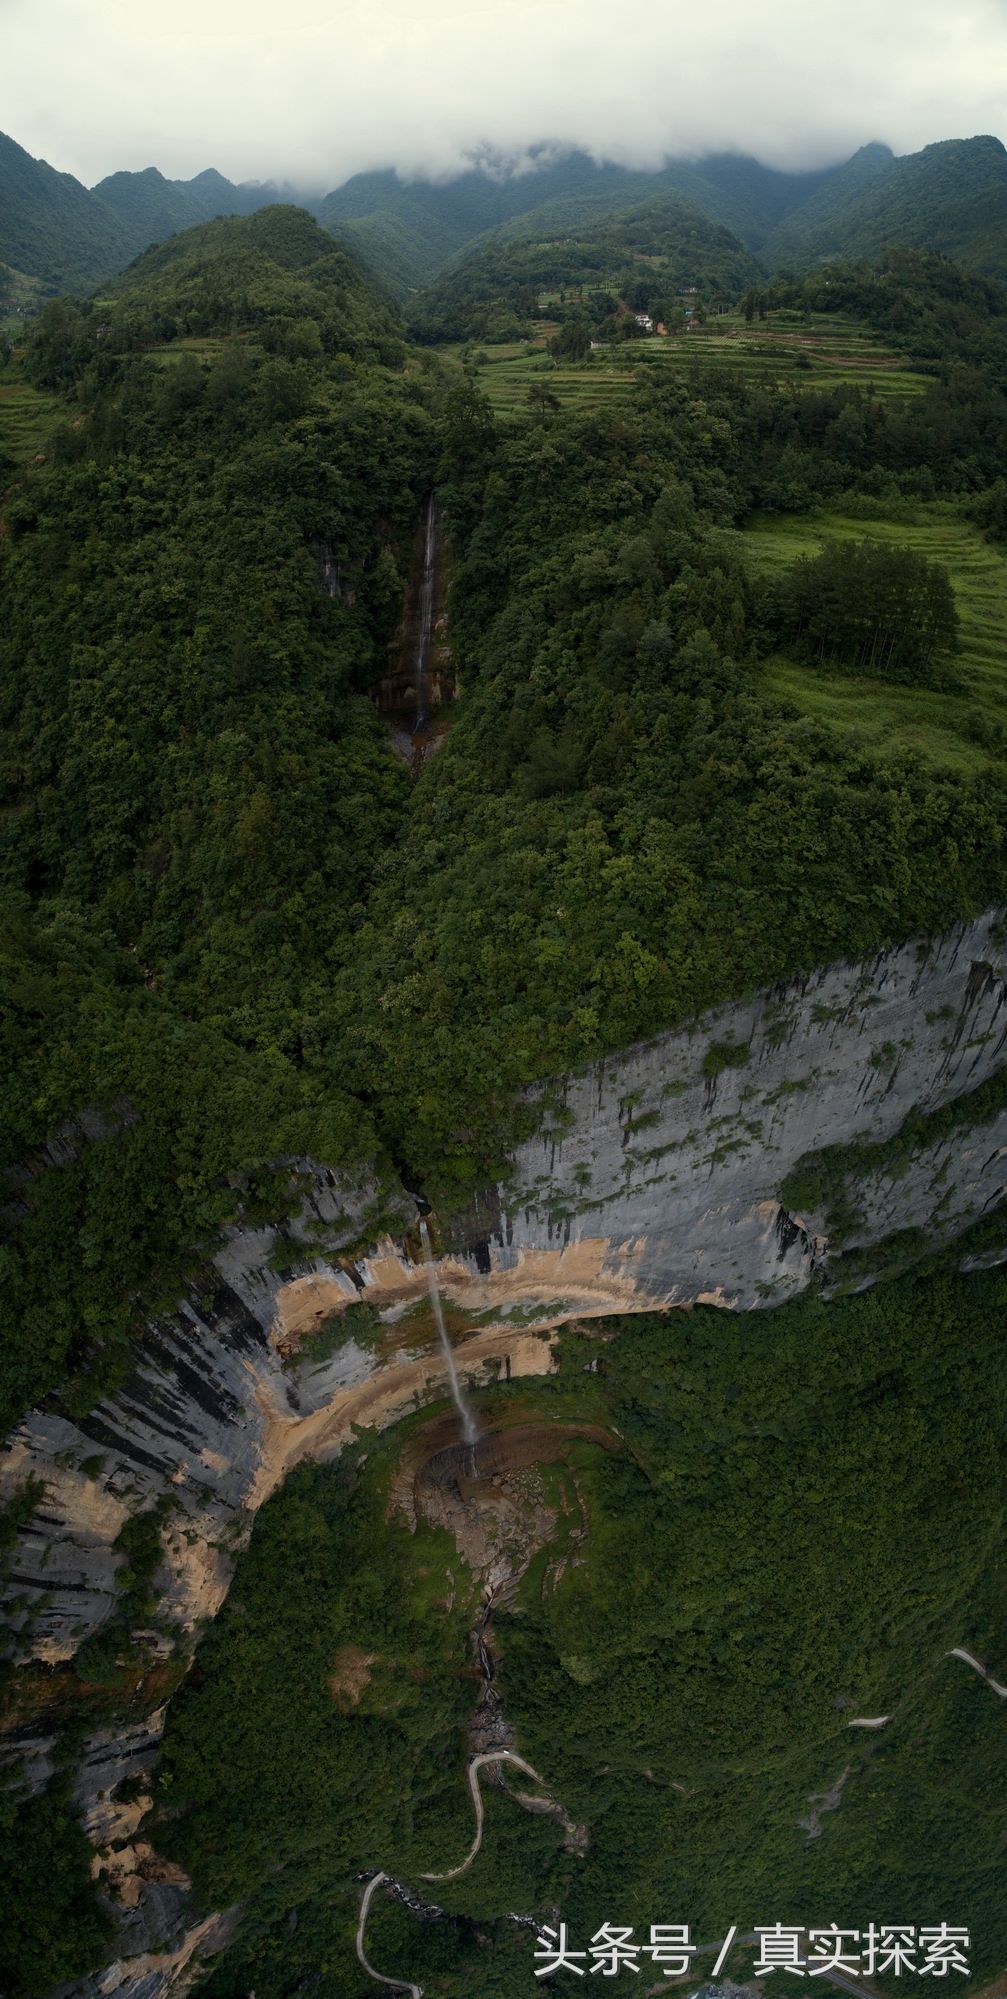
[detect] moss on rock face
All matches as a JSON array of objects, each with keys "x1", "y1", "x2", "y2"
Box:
[
  {"x1": 702, "y1": 1038, "x2": 752, "y2": 1080},
  {"x1": 780, "y1": 1060, "x2": 1007, "y2": 1241}
]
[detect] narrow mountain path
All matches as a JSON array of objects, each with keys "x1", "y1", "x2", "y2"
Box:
[
  {"x1": 355, "y1": 1873, "x2": 422, "y2": 1999},
  {"x1": 946, "y1": 1646, "x2": 1007, "y2": 1696},
  {"x1": 420, "y1": 1749, "x2": 553, "y2": 1883}
]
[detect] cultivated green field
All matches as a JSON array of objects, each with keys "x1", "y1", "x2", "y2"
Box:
[
  {"x1": 146, "y1": 334, "x2": 232, "y2": 366},
  {"x1": 444, "y1": 309, "x2": 930, "y2": 418},
  {"x1": 0, "y1": 365, "x2": 66, "y2": 466},
  {"x1": 744, "y1": 504, "x2": 1007, "y2": 774},
  {"x1": 70, "y1": 328, "x2": 237, "y2": 369}
]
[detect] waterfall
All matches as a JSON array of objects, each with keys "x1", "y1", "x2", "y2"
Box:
[
  {"x1": 412, "y1": 493, "x2": 437, "y2": 734},
  {"x1": 419, "y1": 1221, "x2": 478, "y2": 1446}
]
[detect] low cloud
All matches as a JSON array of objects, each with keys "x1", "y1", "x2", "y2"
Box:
[{"x1": 4, "y1": 0, "x2": 1007, "y2": 190}]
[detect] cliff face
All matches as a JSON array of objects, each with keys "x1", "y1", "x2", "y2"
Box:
[
  {"x1": 500, "y1": 907, "x2": 1007, "y2": 1302},
  {"x1": 3, "y1": 907, "x2": 1007, "y2": 1995},
  {"x1": 275, "y1": 907, "x2": 1007, "y2": 1338}
]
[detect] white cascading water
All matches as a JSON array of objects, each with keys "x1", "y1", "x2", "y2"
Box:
[
  {"x1": 412, "y1": 493, "x2": 437, "y2": 734},
  {"x1": 419, "y1": 1220, "x2": 479, "y2": 1445}
]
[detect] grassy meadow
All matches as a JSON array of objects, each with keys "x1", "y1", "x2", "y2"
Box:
[{"x1": 744, "y1": 504, "x2": 1007, "y2": 774}]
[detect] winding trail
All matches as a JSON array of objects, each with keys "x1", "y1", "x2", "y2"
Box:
[
  {"x1": 355, "y1": 1739, "x2": 572, "y2": 1994},
  {"x1": 355, "y1": 1873, "x2": 422, "y2": 1999},
  {"x1": 946, "y1": 1647, "x2": 1007, "y2": 1697},
  {"x1": 845, "y1": 1645, "x2": 1007, "y2": 1734},
  {"x1": 420, "y1": 1751, "x2": 551, "y2": 1883}
]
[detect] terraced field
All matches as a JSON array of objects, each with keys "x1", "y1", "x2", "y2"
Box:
[
  {"x1": 147, "y1": 335, "x2": 231, "y2": 366},
  {"x1": 745, "y1": 504, "x2": 1007, "y2": 775},
  {"x1": 445, "y1": 310, "x2": 930, "y2": 419},
  {"x1": 0, "y1": 370, "x2": 67, "y2": 467}
]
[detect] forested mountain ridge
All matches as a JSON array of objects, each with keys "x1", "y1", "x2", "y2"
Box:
[
  {"x1": 317, "y1": 147, "x2": 835, "y2": 293},
  {"x1": 91, "y1": 169, "x2": 237, "y2": 262},
  {"x1": 0, "y1": 130, "x2": 130, "y2": 294},
  {"x1": 93, "y1": 165, "x2": 297, "y2": 263},
  {"x1": 100, "y1": 205, "x2": 402, "y2": 350},
  {"x1": 6, "y1": 127, "x2": 1007, "y2": 310},
  {"x1": 765, "y1": 135, "x2": 1007, "y2": 278},
  {"x1": 408, "y1": 193, "x2": 761, "y2": 342},
  {"x1": 0, "y1": 132, "x2": 299, "y2": 296}
]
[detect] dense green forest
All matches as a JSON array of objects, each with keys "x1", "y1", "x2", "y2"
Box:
[
  {"x1": 316, "y1": 147, "x2": 834, "y2": 296},
  {"x1": 0, "y1": 130, "x2": 131, "y2": 296},
  {"x1": 0, "y1": 131, "x2": 834, "y2": 304},
  {"x1": 106, "y1": 1264, "x2": 1007, "y2": 1999},
  {"x1": 0, "y1": 129, "x2": 291, "y2": 300},
  {"x1": 0, "y1": 209, "x2": 431, "y2": 1429},
  {"x1": 92, "y1": 166, "x2": 282, "y2": 263}
]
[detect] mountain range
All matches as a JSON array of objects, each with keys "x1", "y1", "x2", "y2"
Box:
[{"x1": 2, "y1": 125, "x2": 1006, "y2": 305}]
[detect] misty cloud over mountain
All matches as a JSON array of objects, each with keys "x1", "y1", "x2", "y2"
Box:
[{"x1": 4, "y1": 0, "x2": 1007, "y2": 189}]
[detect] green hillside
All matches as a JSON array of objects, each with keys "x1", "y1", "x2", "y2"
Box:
[
  {"x1": 0, "y1": 130, "x2": 129, "y2": 292},
  {"x1": 92, "y1": 166, "x2": 239, "y2": 261},
  {"x1": 451, "y1": 305, "x2": 930, "y2": 420},
  {"x1": 150, "y1": 1268, "x2": 1007, "y2": 1999},
  {"x1": 8, "y1": 125, "x2": 1007, "y2": 315},
  {"x1": 325, "y1": 136, "x2": 1007, "y2": 304},
  {"x1": 0, "y1": 128, "x2": 830, "y2": 311},
  {"x1": 765, "y1": 136, "x2": 1007, "y2": 280},
  {"x1": 410, "y1": 194, "x2": 760, "y2": 341},
  {"x1": 6, "y1": 141, "x2": 1007, "y2": 1999},
  {"x1": 0, "y1": 127, "x2": 318, "y2": 302},
  {"x1": 2, "y1": 233, "x2": 1005, "y2": 1426},
  {"x1": 318, "y1": 149, "x2": 834, "y2": 297},
  {"x1": 746, "y1": 503, "x2": 1007, "y2": 773},
  {"x1": 102, "y1": 205, "x2": 400, "y2": 350},
  {"x1": 93, "y1": 164, "x2": 297, "y2": 260},
  {"x1": 318, "y1": 167, "x2": 515, "y2": 294}
]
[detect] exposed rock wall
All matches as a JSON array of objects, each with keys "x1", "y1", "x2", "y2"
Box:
[{"x1": 499, "y1": 908, "x2": 1007, "y2": 1304}]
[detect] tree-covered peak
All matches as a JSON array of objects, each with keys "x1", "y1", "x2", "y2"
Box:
[
  {"x1": 110, "y1": 203, "x2": 372, "y2": 289},
  {"x1": 101, "y1": 203, "x2": 402, "y2": 352}
]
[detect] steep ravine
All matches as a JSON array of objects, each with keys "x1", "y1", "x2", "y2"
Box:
[{"x1": 3, "y1": 906, "x2": 1007, "y2": 1996}]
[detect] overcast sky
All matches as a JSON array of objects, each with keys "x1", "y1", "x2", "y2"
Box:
[{"x1": 4, "y1": 0, "x2": 1007, "y2": 190}]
